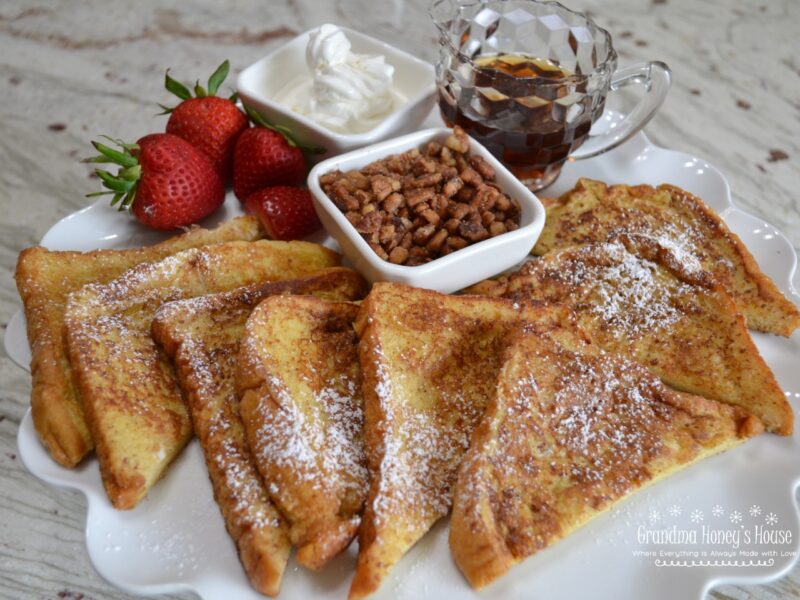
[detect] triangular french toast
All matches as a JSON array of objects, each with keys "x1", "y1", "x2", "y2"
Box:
[
  {"x1": 151, "y1": 268, "x2": 367, "y2": 596},
  {"x1": 349, "y1": 282, "x2": 567, "y2": 600},
  {"x1": 497, "y1": 235, "x2": 791, "y2": 435},
  {"x1": 450, "y1": 328, "x2": 763, "y2": 589},
  {"x1": 534, "y1": 178, "x2": 800, "y2": 336},
  {"x1": 64, "y1": 240, "x2": 340, "y2": 509},
  {"x1": 237, "y1": 294, "x2": 368, "y2": 570},
  {"x1": 14, "y1": 216, "x2": 263, "y2": 467}
]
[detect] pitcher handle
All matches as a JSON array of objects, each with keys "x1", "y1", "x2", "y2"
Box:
[{"x1": 570, "y1": 61, "x2": 671, "y2": 160}]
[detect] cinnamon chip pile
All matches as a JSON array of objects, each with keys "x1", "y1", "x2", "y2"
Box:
[{"x1": 319, "y1": 127, "x2": 521, "y2": 266}]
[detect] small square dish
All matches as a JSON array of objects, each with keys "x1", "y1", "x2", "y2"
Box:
[
  {"x1": 237, "y1": 26, "x2": 436, "y2": 159},
  {"x1": 307, "y1": 127, "x2": 546, "y2": 293}
]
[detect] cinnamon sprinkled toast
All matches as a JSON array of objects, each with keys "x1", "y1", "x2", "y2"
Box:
[
  {"x1": 64, "y1": 240, "x2": 340, "y2": 509},
  {"x1": 238, "y1": 295, "x2": 368, "y2": 570},
  {"x1": 14, "y1": 216, "x2": 263, "y2": 467},
  {"x1": 482, "y1": 235, "x2": 791, "y2": 435},
  {"x1": 451, "y1": 329, "x2": 763, "y2": 589},
  {"x1": 151, "y1": 268, "x2": 367, "y2": 596},
  {"x1": 535, "y1": 178, "x2": 800, "y2": 336},
  {"x1": 349, "y1": 282, "x2": 571, "y2": 600}
]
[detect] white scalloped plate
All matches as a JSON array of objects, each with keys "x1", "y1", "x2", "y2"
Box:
[{"x1": 7, "y1": 112, "x2": 800, "y2": 600}]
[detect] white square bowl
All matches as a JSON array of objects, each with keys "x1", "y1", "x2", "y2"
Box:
[
  {"x1": 237, "y1": 26, "x2": 436, "y2": 160},
  {"x1": 307, "y1": 128, "x2": 546, "y2": 293}
]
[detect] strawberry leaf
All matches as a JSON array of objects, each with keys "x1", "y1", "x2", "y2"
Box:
[
  {"x1": 85, "y1": 137, "x2": 142, "y2": 212},
  {"x1": 118, "y1": 165, "x2": 142, "y2": 181},
  {"x1": 99, "y1": 135, "x2": 139, "y2": 152},
  {"x1": 119, "y1": 188, "x2": 136, "y2": 211},
  {"x1": 96, "y1": 169, "x2": 136, "y2": 193},
  {"x1": 244, "y1": 106, "x2": 327, "y2": 155},
  {"x1": 194, "y1": 80, "x2": 207, "y2": 98},
  {"x1": 89, "y1": 141, "x2": 138, "y2": 168},
  {"x1": 207, "y1": 60, "x2": 230, "y2": 96},
  {"x1": 165, "y1": 70, "x2": 192, "y2": 100}
]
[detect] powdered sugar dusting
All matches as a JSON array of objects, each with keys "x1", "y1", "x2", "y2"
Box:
[
  {"x1": 548, "y1": 350, "x2": 667, "y2": 479},
  {"x1": 363, "y1": 304, "x2": 513, "y2": 533},
  {"x1": 167, "y1": 324, "x2": 285, "y2": 536},
  {"x1": 253, "y1": 362, "x2": 367, "y2": 496},
  {"x1": 369, "y1": 350, "x2": 463, "y2": 524},
  {"x1": 453, "y1": 332, "x2": 709, "y2": 550},
  {"x1": 254, "y1": 374, "x2": 320, "y2": 477},
  {"x1": 316, "y1": 376, "x2": 367, "y2": 488},
  {"x1": 244, "y1": 298, "x2": 368, "y2": 553},
  {"x1": 541, "y1": 242, "x2": 696, "y2": 339},
  {"x1": 208, "y1": 410, "x2": 282, "y2": 530}
]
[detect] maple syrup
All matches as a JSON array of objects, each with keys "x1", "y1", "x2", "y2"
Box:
[{"x1": 438, "y1": 53, "x2": 602, "y2": 189}]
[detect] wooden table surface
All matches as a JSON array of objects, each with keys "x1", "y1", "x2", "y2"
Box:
[{"x1": 1, "y1": 0, "x2": 798, "y2": 598}]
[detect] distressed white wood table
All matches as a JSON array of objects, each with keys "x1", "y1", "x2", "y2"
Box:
[{"x1": 1, "y1": 0, "x2": 798, "y2": 598}]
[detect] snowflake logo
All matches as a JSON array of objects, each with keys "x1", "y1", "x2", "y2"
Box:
[
  {"x1": 690, "y1": 509, "x2": 704, "y2": 523},
  {"x1": 729, "y1": 511, "x2": 743, "y2": 524},
  {"x1": 765, "y1": 513, "x2": 779, "y2": 526},
  {"x1": 649, "y1": 508, "x2": 662, "y2": 524},
  {"x1": 749, "y1": 505, "x2": 762, "y2": 517},
  {"x1": 668, "y1": 504, "x2": 682, "y2": 517},
  {"x1": 712, "y1": 505, "x2": 725, "y2": 517}
]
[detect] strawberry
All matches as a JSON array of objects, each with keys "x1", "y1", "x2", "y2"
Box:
[
  {"x1": 244, "y1": 187, "x2": 322, "y2": 240},
  {"x1": 161, "y1": 60, "x2": 248, "y2": 183},
  {"x1": 86, "y1": 133, "x2": 225, "y2": 230},
  {"x1": 233, "y1": 124, "x2": 306, "y2": 201}
]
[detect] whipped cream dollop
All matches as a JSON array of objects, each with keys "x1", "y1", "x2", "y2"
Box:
[{"x1": 275, "y1": 25, "x2": 397, "y2": 134}]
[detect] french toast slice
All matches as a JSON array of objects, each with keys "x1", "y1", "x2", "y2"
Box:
[
  {"x1": 151, "y1": 268, "x2": 367, "y2": 596},
  {"x1": 64, "y1": 240, "x2": 340, "y2": 509},
  {"x1": 534, "y1": 178, "x2": 800, "y2": 336},
  {"x1": 495, "y1": 235, "x2": 791, "y2": 435},
  {"x1": 349, "y1": 282, "x2": 565, "y2": 600},
  {"x1": 450, "y1": 329, "x2": 764, "y2": 589},
  {"x1": 237, "y1": 295, "x2": 368, "y2": 570},
  {"x1": 14, "y1": 216, "x2": 263, "y2": 467}
]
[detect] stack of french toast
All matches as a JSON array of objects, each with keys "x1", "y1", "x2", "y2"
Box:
[{"x1": 14, "y1": 178, "x2": 799, "y2": 598}]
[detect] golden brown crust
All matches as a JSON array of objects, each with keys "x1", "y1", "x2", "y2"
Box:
[
  {"x1": 534, "y1": 178, "x2": 800, "y2": 336},
  {"x1": 151, "y1": 268, "x2": 366, "y2": 595},
  {"x1": 348, "y1": 283, "x2": 572, "y2": 600},
  {"x1": 450, "y1": 330, "x2": 764, "y2": 589},
  {"x1": 661, "y1": 183, "x2": 800, "y2": 335},
  {"x1": 64, "y1": 240, "x2": 341, "y2": 509},
  {"x1": 13, "y1": 216, "x2": 264, "y2": 467},
  {"x1": 237, "y1": 295, "x2": 367, "y2": 570},
  {"x1": 502, "y1": 236, "x2": 791, "y2": 435}
]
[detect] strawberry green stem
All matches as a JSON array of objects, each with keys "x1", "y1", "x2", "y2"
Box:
[
  {"x1": 207, "y1": 60, "x2": 229, "y2": 96},
  {"x1": 161, "y1": 60, "x2": 232, "y2": 112},
  {"x1": 244, "y1": 106, "x2": 327, "y2": 156},
  {"x1": 84, "y1": 137, "x2": 142, "y2": 211}
]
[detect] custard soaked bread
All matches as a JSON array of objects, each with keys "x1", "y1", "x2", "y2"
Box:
[
  {"x1": 349, "y1": 283, "x2": 566, "y2": 600},
  {"x1": 237, "y1": 295, "x2": 368, "y2": 570},
  {"x1": 151, "y1": 269, "x2": 367, "y2": 596},
  {"x1": 487, "y1": 235, "x2": 791, "y2": 435},
  {"x1": 534, "y1": 179, "x2": 800, "y2": 336},
  {"x1": 14, "y1": 216, "x2": 263, "y2": 467},
  {"x1": 451, "y1": 330, "x2": 764, "y2": 589},
  {"x1": 64, "y1": 240, "x2": 340, "y2": 509}
]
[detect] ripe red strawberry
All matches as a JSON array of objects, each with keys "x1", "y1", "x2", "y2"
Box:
[
  {"x1": 244, "y1": 187, "x2": 322, "y2": 240},
  {"x1": 233, "y1": 126, "x2": 306, "y2": 201},
  {"x1": 86, "y1": 133, "x2": 225, "y2": 230},
  {"x1": 162, "y1": 60, "x2": 248, "y2": 183}
]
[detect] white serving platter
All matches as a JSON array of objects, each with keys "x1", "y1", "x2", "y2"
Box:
[{"x1": 6, "y1": 110, "x2": 800, "y2": 600}]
